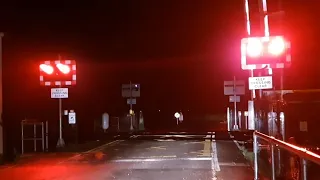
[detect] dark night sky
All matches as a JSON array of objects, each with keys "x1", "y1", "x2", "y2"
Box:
[{"x1": 1, "y1": 0, "x2": 320, "y2": 132}]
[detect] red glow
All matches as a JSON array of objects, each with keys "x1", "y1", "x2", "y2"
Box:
[
  {"x1": 268, "y1": 37, "x2": 285, "y2": 56},
  {"x1": 40, "y1": 64, "x2": 54, "y2": 74},
  {"x1": 56, "y1": 63, "x2": 71, "y2": 74},
  {"x1": 246, "y1": 38, "x2": 263, "y2": 57}
]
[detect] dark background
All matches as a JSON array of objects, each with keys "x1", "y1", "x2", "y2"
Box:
[{"x1": 0, "y1": 0, "x2": 319, "y2": 157}]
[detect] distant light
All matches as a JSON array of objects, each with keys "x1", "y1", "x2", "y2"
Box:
[
  {"x1": 135, "y1": 84, "x2": 138, "y2": 88},
  {"x1": 158, "y1": 110, "x2": 161, "y2": 112},
  {"x1": 174, "y1": 112, "x2": 180, "y2": 119}
]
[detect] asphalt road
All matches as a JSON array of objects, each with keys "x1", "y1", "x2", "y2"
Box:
[{"x1": 0, "y1": 134, "x2": 255, "y2": 180}]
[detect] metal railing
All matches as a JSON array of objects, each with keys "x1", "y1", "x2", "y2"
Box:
[
  {"x1": 21, "y1": 119, "x2": 49, "y2": 154},
  {"x1": 254, "y1": 131, "x2": 320, "y2": 180}
]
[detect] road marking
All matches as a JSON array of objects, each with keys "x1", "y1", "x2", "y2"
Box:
[
  {"x1": 58, "y1": 140, "x2": 123, "y2": 164},
  {"x1": 155, "y1": 139, "x2": 175, "y2": 142},
  {"x1": 111, "y1": 156, "x2": 250, "y2": 166},
  {"x1": 86, "y1": 140, "x2": 123, "y2": 153},
  {"x1": 146, "y1": 146, "x2": 166, "y2": 150},
  {"x1": 200, "y1": 139, "x2": 211, "y2": 157},
  {"x1": 211, "y1": 138, "x2": 220, "y2": 171},
  {"x1": 111, "y1": 157, "x2": 213, "y2": 162},
  {"x1": 148, "y1": 155, "x2": 177, "y2": 158},
  {"x1": 130, "y1": 135, "x2": 139, "y2": 138},
  {"x1": 219, "y1": 162, "x2": 249, "y2": 167},
  {"x1": 233, "y1": 140, "x2": 242, "y2": 151},
  {"x1": 205, "y1": 133, "x2": 219, "y2": 180}
]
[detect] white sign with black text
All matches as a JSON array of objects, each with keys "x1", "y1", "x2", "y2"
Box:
[
  {"x1": 248, "y1": 76, "x2": 273, "y2": 90},
  {"x1": 51, "y1": 88, "x2": 68, "y2": 98},
  {"x1": 68, "y1": 112, "x2": 76, "y2": 124}
]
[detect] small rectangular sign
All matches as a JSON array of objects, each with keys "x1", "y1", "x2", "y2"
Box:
[
  {"x1": 224, "y1": 80, "x2": 245, "y2": 95},
  {"x1": 68, "y1": 112, "x2": 76, "y2": 124},
  {"x1": 248, "y1": 76, "x2": 273, "y2": 90},
  {"x1": 51, "y1": 88, "x2": 68, "y2": 98},
  {"x1": 127, "y1": 98, "x2": 137, "y2": 105},
  {"x1": 229, "y1": 96, "x2": 240, "y2": 102},
  {"x1": 122, "y1": 84, "x2": 140, "y2": 97}
]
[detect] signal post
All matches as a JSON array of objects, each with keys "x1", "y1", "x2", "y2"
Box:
[
  {"x1": 242, "y1": 0, "x2": 291, "y2": 131},
  {"x1": 39, "y1": 58, "x2": 76, "y2": 148}
]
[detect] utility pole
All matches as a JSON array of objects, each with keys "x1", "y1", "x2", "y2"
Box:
[
  {"x1": 56, "y1": 54, "x2": 65, "y2": 148},
  {"x1": 129, "y1": 81, "x2": 134, "y2": 131},
  {"x1": 0, "y1": 33, "x2": 4, "y2": 160},
  {"x1": 233, "y1": 76, "x2": 239, "y2": 130}
]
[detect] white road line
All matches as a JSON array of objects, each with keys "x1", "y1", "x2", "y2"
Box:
[
  {"x1": 58, "y1": 140, "x2": 123, "y2": 164},
  {"x1": 211, "y1": 134, "x2": 219, "y2": 180},
  {"x1": 111, "y1": 157, "x2": 213, "y2": 162},
  {"x1": 211, "y1": 135, "x2": 220, "y2": 171},
  {"x1": 205, "y1": 133, "x2": 219, "y2": 180},
  {"x1": 86, "y1": 140, "x2": 123, "y2": 153},
  {"x1": 219, "y1": 162, "x2": 249, "y2": 167}
]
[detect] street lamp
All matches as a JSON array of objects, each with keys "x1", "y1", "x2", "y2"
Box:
[{"x1": 174, "y1": 112, "x2": 180, "y2": 125}]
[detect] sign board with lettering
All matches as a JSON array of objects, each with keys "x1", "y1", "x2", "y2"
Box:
[
  {"x1": 248, "y1": 76, "x2": 273, "y2": 90},
  {"x1": 224, "y1": 80, "x2": 245, "y2": 95},
  {"x1": 51, "y1": 88, "x2": 68, "y2": 98},
  {"x1": 229, "y1": 96, "x2": 240, "y2": 102},
  {"x1": 127, "y1": 98, "x2": 137, "y2": 105},
  {"x1": 68, "y1": 112, "x2": 76, "y2": 124},
  {"x1": 122, "y1": 84, "x2": 140, "y2": 97}
]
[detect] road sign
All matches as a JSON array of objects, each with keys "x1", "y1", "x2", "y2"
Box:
[
  {"x1": 229, "y1": 96, "x2": 240, "y2": 102},
  {"x1": 122, "y1": 84, "x2": 140, "y2": 97},
  {"x1": 248, "y1": 76, "x2": 273, "y2": 90},
  {"x1": 127, "y1": 98, "x2": 137, "y2": 105},
  {"x1": 224, "y1": 80, "x2": 245, "y2": 95},
  {"x1": 68, "y1": 112, "x2": 76, "y2": 124},
  {"x1": 51, "y1": 88, "x2": 68, "y2": 98}
]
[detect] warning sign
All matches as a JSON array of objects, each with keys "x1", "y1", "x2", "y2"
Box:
[
  {"x1": 51, "y1": 88, "x2": 68, "y2": 98},
  {"x1": 248, "y1": 76, "x2": 273, "y2": 90}
]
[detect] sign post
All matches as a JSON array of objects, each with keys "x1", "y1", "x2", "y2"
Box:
[
  {"x1": 224, "y1": 79, "x2": 245, "y2": 130},
  {"x1": 51, "y1": 87, "x2": 68, "y2": 147},
  {"x1": 233, "y1": 76, "x2": 239, "y2": 130},
  {"x1": 40, "y1": 57, "x2": 76, "y2": 148},
  {"x1": 129, "y1": 81, "x2": 133, "y2": 131},
  {"x1": 122, "y1": 82, "x2": 140, "y2": 131},
  {"x1": 0, "y1": 33, "x2": 4, "y2": 161}
]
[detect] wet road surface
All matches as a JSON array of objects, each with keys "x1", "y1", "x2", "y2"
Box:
[{"x1": 0, "y1": 134, "x2": 254, "y2": 180}]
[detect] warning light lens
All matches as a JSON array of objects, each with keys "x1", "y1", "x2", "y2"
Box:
[
  {"x1": 56, "y1": 63, "x2": 71, "y2": 74},
  {"x1": 268, "y1": 37, "x2": 285, "y2": 56},
  {"x1": 246, "y1": 38, "x2": 263, "y2": 57},
  {"x1": 40, "y1": 64, "x2": 54, "y2": 74}
]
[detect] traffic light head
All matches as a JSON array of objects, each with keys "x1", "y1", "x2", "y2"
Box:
[
  {"x1": 56, "y1": 63, "x2": 71, "y2": 74},
  {"x1": 39, "y1": 64, "x2": 54, "y2": 74},
  {"x1": 40, "y1": 63, "x2": 71, "y2": 75},
  {"x1": 241, "y1": 36, "x2": 291, "y2": 68},
  {"x1": 39, "y1": 60, "x2": 76, "y2": 86}
]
